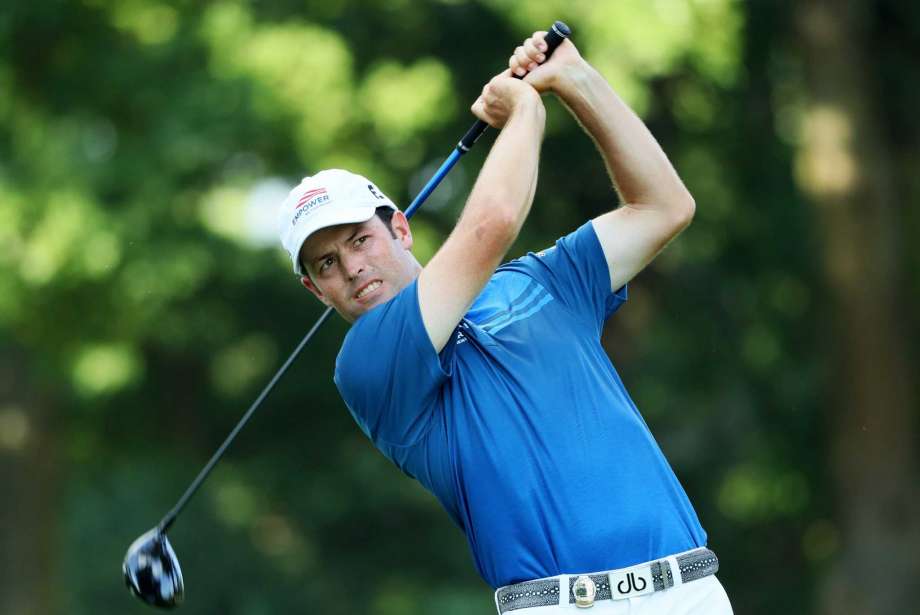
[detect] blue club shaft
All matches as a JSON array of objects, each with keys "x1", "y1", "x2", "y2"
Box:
[{"x1": 404, "y1": 148, "x2": 463, "y2": 220}]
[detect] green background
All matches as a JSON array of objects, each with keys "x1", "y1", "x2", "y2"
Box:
[{"x1": 1, "y1": 1, "x2": 917, "y2": 613}]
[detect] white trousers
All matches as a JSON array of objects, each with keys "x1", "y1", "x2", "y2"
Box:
[{"x1": 495, "y1": 575, "x2": 733, "y2": 614}]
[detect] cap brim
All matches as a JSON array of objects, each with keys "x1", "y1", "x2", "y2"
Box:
[{"x1": 289, "y1": 203, "x2": 380, "y2": 276}]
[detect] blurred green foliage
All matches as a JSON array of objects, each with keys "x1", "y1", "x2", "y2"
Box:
[{"x1": 1, "y1": 1, "x2": 917, "y2": 614}]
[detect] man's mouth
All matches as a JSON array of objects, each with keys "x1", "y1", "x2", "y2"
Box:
[{"x1": 354, "y1": 280, "x2": 382, "y2": 300}]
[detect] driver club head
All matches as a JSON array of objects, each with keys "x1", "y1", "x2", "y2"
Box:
[{"x1": 123, "y1": 527, "x2": 185, "y2": 609}]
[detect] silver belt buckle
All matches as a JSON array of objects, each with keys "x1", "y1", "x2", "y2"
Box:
[{"x1": 573, "y1": 575, "x2": 596, "y2": 608}]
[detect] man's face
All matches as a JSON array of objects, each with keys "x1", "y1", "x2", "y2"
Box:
[{"x1": 298, "y1": 211, "x2": 420, "y2": 322}]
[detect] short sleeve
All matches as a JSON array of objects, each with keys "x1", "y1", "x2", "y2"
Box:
[
  {"x1": 334, "y1": 279, "x2": 457, "y2": 448},
  {"x1": 499, "y1": 221, "x2": 627, "y2": 332}
]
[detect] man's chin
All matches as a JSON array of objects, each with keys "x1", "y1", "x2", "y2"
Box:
[
  {"x1": 344, "y1": 291, "x2": 393, "y2": 321},
  {"x1": 356, "y1": 292, "x2": 389, "y2": 313}
]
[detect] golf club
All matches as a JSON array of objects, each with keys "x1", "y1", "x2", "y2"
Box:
[{"x1": 123, "y1": 20, "x2": 571, "y2": 609}]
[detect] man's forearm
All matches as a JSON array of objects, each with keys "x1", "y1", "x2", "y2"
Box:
[
  {"x1": 416, "y1": 94, "x2": 545, "y2": 353},
  {"x1": 461, "y1": 98, "x2": 545, "y2": 244},
  {"x1": 555, "y1": 64, "x2": 693, "y2": 211}
]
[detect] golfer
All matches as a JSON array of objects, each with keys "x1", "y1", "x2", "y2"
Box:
[{"x1": 278, "y1": 32, "x2": 731, "y2": 614}]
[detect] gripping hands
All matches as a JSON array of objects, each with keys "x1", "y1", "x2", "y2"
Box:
[
  {"x1": 509, "y1": 30, "x2": 584, "y2": 94},
  {"x1": 471, "y1": 30, "x2": 584, "y2": 128},
  {"x1": 470, "y1": 71, "x2": 541, "y2": 129}
]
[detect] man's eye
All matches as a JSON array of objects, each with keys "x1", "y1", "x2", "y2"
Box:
[
  {"x1": 355, "y1": 235, "x2": 369, "y2": 247},
  {"x1": 319, "y1": 257, "x2": 335, "y2": 272}
]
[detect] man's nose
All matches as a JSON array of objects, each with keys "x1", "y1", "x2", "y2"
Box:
[{"x1": 341, "y1": 254, "x2": 364, "y2": 280}]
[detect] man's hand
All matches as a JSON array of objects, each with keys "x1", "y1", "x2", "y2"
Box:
[
  {"x1": 509, "y1": 31, "x2": 586, "y2": 95},
  {"x1": 471, "y1": 70, "x2": 543, "y2": 129}
]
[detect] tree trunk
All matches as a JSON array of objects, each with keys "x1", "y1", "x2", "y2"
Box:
[
  {"x1": 795, "y1": 1, "x2": 920, "y2": 613},
  {"x1": 0, "y1": 349, "x2": 59, "y2": 615}
]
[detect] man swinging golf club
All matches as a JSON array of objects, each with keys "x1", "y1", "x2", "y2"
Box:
[{"x1": 279, "y1": 31, "x2": 732, "y2": 614}]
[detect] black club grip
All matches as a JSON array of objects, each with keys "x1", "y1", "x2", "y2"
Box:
[{"x1": 458, "y1": 20, "x2": 571, "y2": 152}]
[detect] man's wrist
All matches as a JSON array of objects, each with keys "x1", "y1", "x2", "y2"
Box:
[
  {"x1": 552, "y1": 61, "x2": 597, "y2": 103},
  {"x1": 510, "y1": 91, "x2": 546, "y2": 121}
]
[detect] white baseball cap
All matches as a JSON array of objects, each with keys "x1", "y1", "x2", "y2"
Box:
[{"x1": 278, "y1": 169, "x2": 398, "y2": 276}]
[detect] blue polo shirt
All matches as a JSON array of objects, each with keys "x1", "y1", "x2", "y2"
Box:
[{"x1": 334, "y1": 221, "x2": 706, "y2": 588}]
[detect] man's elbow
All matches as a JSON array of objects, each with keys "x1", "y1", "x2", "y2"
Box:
[
  {"x1": 668, "y1": 192, "x2": 695, "y2": 233},
  {"x1": 465, "y1": 199, "x2": 521, "y2": 249}
]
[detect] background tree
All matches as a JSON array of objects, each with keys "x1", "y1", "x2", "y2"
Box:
[{"x1": 795, "y1": 1, "x2": 920, "y2": 613}]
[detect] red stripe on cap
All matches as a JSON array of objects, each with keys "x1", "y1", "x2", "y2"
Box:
[{"x1": 296, "y1": 188, "x2": 327, "y2": 208}]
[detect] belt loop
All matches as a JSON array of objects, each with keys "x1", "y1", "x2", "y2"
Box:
[
  {"x1": 558, "y1": 574, "x2": 569, "y2": 606},
  {"x1": 666, "y1": 556, "x2": 683, "y2": 589}
]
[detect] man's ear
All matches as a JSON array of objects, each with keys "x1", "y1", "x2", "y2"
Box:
[
  {"x1": 301, "y1": 275, "x2": 331, "y2": 306},
  {"x1": 390, "y1": 210, "x2": 413, "y2": 250}
]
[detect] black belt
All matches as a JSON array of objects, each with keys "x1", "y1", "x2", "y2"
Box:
[{"x1": 495, "y1": 548, "x2": 719, "y2": 612}]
